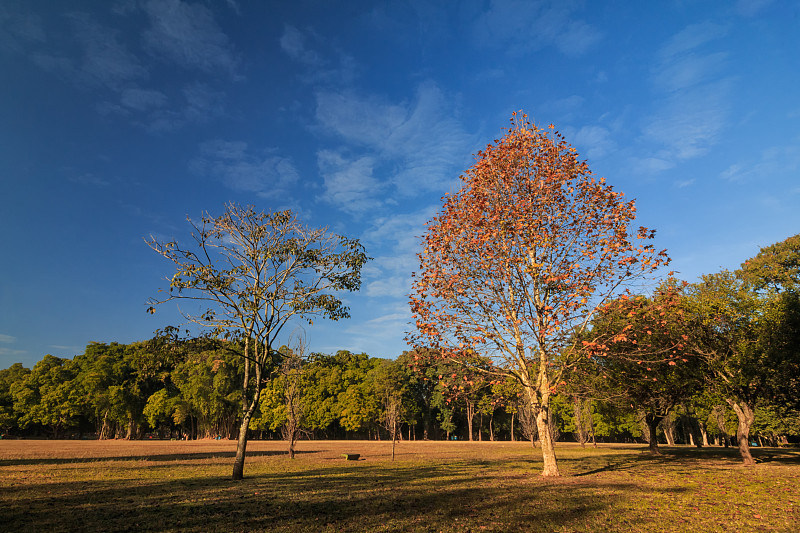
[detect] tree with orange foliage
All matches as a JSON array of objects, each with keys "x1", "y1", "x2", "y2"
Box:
[
  {"x1": 409, "y1": 113, "x2": 669, "y2": 476},
  {"x1": 578, "y1": 282, "x2": 706, "y2": 455}
]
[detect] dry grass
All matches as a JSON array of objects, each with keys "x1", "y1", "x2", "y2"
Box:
[{"x1": 1, "y1": 439, "x2": 798, "y2": 532}]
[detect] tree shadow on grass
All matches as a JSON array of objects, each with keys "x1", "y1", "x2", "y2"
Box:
[
  {"x1": 569, "y1": 445, "x2": 800, "y2": 476},
  {"x1": 0, "y1": 449, "x2": 318, "y2": 467},
  {"x1": 1, "y1": 459, "x2": 686, "y2": 532}
]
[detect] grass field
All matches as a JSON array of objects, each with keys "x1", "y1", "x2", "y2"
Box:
[{"x1": 1, "y1": 439, "x2": 798, "y2": 532}]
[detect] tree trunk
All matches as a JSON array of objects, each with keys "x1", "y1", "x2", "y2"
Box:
[
  {"x1": 699, "y1": 423, "x2": 709, "y2": 447},
  {"x1": 690, "y1": 418, "x2": 704, "y2": 448},
  {"x1": 713, "y1": 405, "x2": 729, "y2": 448},
  {"x1": 662, "y1": 416, "x2": 675, "y2": 446},
  {"x1": 466, "y1": 400, "x2": 475, "y2": 441},
  {"x1": 645, "y1": 412, "x2": 663, "y2": 455},
  {"x1": 288, "y1": 431, "x2": 296, "y2": 459},
  {"x1": 574, "y1": 397, "x2": 587, "y2": 447},
  {"x1": 510, "y1": 412, "x2": 515, "y2": 442},
  {"x1": 535, "y1": 406, "x2": 559, "y2": 476},
  {"x1": 233, "y1": 364, "x2": 262, "y2": 480},
  {"x1": 100, "y1": 412, "x2": 111, "y2": 440},
  {"x1": 728, "y1": 399, "x2": 756, "y2": 466}
]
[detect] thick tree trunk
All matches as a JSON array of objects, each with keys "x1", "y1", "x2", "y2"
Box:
[
  {"x1": 645, "y1": 413, "x2": 663, "y2": 455},
  {"x1": 699, "y1": 423, "x2": 709, "y2": 447},
  {"x1": 728, "y1": 399, "x2": 756, "y2": 466},
  {"x1": 662, "y1": 416, "x2": 675, "y2": 446},
  {"x1": 535, "y1": 407, "x2": 559, "y2": 476},
  {"x1": 125, "y1": 413, "x2": 136, "y2": 440}
]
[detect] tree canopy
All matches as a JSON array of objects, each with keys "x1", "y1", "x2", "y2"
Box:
[
  {"x1": 409, "y1": 113, "x2": 669, "y2": 475},
  {"x1": 146, "y1": 203, "x2": 369, "y2": 479}
]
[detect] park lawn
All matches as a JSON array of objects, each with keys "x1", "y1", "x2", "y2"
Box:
[{"x1": 0, "y1": 439, "x2": 797, "y2": 532}]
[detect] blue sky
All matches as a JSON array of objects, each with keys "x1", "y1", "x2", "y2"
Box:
[{"x1": 1, "y1": 0, "x2": 798, "y2": 369}]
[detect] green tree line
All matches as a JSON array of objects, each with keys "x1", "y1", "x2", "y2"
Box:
[{"x1": 1, "y1": 335, "x2": 797, "y2": 447}]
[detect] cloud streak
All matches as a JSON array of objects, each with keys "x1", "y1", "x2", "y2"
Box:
[
  {"x1": 637, "y1": 22, "x2": 733, "y2": 171},
  {"x1": 472, "y1": 0, "x2": 602, "y2": 57},
  {"x1": 142, "y1": 0, "x2": 238, "y2": 76},
  {"x1": 315, "y1": 82, "x2": 475, "y2": 210},
  {"x1": 192, "y1": 140, "x2": 299, "y2": 199}
]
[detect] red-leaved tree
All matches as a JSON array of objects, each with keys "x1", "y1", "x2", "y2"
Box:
[{"x1": 409, "y1": 113, "x2": 669, "y2": 476}]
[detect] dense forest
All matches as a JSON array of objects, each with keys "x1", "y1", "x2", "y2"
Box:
[{"x1": 1, "y1": 334, "x2": 798, "y2": 447}]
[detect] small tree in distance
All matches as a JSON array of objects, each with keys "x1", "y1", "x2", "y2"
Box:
[
  {"x1": 146, "y1": 203, "x2": 369, "y2": 480},
  {"x1": 409, "y1": 112, "x2": 669, "y2": 476}
]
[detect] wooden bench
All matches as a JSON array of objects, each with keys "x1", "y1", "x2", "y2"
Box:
[{"x1": 342, "y1": 453, "x2": 360, "y2": 461}]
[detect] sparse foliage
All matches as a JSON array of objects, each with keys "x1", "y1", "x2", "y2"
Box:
[{"x1": 146, "y1": 203, "x2": 369, "y2": 479}]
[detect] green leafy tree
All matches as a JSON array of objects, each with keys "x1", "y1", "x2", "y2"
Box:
[
  {"x1": 11, "y1": 355, "x2": 85, "y2": 438},
  {"x1": 251, "y1": 340, "x2": 308, "y2": 458},
  {"x1": 580, "y1": 286, "x2": 706, "y2": 454},
  {"x1": 402, "y1": 349, "x2": 451, "y2": 440},
  {"x1": 683, "y1": 270, "x2": 800, "y2": 465},
  {"x1": 147, "y1": 203, "x2": 369, "y2": 480},
  {"x1": 143, "y1": 388, "x2": 180, "y2": 437},
  {"x1": 335, "y1": 352, "x2": 382, "y2": 435},
  {"x1": 739, "y1": 233, "x2": 800, "y2": 292},
  {"x1": 0, "y1": 363, "x2": 30, "y2": 434}
]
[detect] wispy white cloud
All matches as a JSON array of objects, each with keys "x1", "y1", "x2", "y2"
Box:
[
  {"x1": 192, "y1": 140, "x2": 299, "y2": 199},
  {"x1": 643, "y1": 80, "x2": 731, "y2": 161},
  {"x1": 279, "y1": 25, "x2": 357, "y2": 85},
  {"x1": 720, "y1": 141, "x2": 800, "y2": 183},
  {"x1": 653, "y1": 51, "x2": 728, "y2": 93},
  {"x1": 0, "y1": 347, "x2": 27, "y2": 357},
  {"x1": 10, "y1": 3, "x2": 234, "y2": 132},
  {"x1": 317, "y1": 150, "x2": 385, "y2": 216},
  {"x1": 472, "y1": 0, "x2": 602, "y2": 57},
  {"x1": 280, "y1": 25, "x2": 323, "y2": 67},
  {"x1": 658, "y1": 22, "x2": 729, "y2": 61},
  {"x1": 32, "y1": 12, "x2": 147, "y2": 90},
  {"x1": 316, "y1": 81, "x2": 475, "y2": 206},
  {"x1": 120, "y1": 88, "x2": 168, "y2": 111},
  {"x1": 638, "y1": 22, "x2": 733, "y2": 170},
  {"x1": 571, "y1": 125, "x2": 615, "y2": 160},
  {"x1": 629, "y1": 156, "x2": 675, "y2": 175},
  {"x1": 0, "y1": 334, "x2": 25, "y2": 358},
  {"x1": 181, "y1": 82, "x2": 226, "y2": 122},
  {"x1": 142, "y1": 0, "x2": 238, "y2": 76},
  {"x1": 99, "y1": 82, "x2": 225, "y2": 132},
  {"x1": 735, "y1": 0, "x2": 773, "y2": 17},
  {"x1": 360, "y1": 207, "x2": 437, "y2": 298},
  {"x1": 69, "y1": 173, "x2": 112, "y2": 187},
  {"x1": 343, "y1": 303, "x2": 413, "y2": 356},
  {"x1": 0, "y1": 6, "x2": 45, "y2": 52}
]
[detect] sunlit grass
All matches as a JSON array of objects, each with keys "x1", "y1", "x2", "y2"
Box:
[{"x1": 1, "y1": 440, "x2": 797, "y2": 531}]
